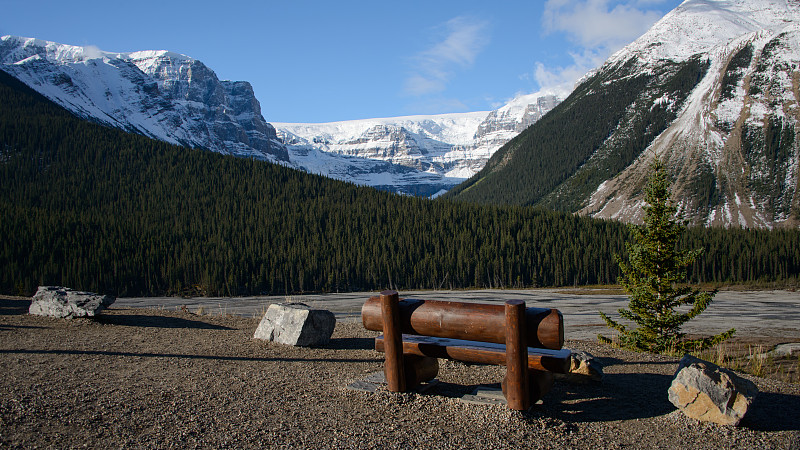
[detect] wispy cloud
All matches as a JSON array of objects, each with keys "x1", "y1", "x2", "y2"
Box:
[
  {"x1": 534, "y1": 0, "x2": 668, "y2": 94},
  {"x1": 82, "y1": 45, "x2": 104, "y2": 60},
  {"x1": 533, "y1": 50, "x2": 607, "y2": 96},
  {"x1": 404, "y1": 16, "x2": 490, "y2": 97},
  {"x1": 543, "y1": 0, "x2": 663, "y2": 49}
]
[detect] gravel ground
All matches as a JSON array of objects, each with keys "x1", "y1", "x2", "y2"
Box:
[{"x1": 1, "y1": 297, "x2": 799, "y2": 449}]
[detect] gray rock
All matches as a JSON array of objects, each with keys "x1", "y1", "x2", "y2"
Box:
[
  {"x1": 668, "y1": 355, "x2": 758, "y2": 426},
  {"x1": 253, "y1": 303, "x2": 335, "y2": 347},
  {"x1": 769, "y1": 343, "x2": 800, "y2": 358},
  {"x1": 748, "y1": 342, "x2": 800, "y2": 360},
  {"x1": 555, "y1": 350, "x2": 604, "y2": 384},
  {"x1": 29, "y1": 286, "x2": 115, "y2": 319}
]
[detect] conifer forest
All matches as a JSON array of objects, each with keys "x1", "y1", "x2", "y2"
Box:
[{"x1": 1, "y1": 70, "x2": 799, "y2": 297}]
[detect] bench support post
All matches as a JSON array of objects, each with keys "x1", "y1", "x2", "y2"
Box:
[
  {"x1": 381, "y1": 290, "x2": 406, "y2": 392},
  {"x1": 504, "y1": 300, "x2": 530, "y2": 410}
]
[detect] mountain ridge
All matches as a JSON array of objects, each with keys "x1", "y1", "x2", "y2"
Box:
[
  {"x1": 448, "y1": 0, "x2": 800, "y2": 229},
  {"x1": 0, "y1": 34, "x2": 561, "y2": 197},
  {"x1": 274, "y1": 91, "x2": 561, "y2": 196},
  {"x1": 0, "y1": 35, "x2": 288, "y2": 162}
]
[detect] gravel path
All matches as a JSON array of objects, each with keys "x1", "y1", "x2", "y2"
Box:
[
  {"x1": 114, "y1": 288, "x2": 800, "y2": 341},
  {"x1": 1, "y1": 297, "x2": 799, "y2": 449}
]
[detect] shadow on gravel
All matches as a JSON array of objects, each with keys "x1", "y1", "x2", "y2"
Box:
[
  {"x1": 546, "y1": 372, "x2": 675, "y2": 422},
  {"x1": 95, "y1": 314, "x2": 233, "y2": 330},
  {"x1": 423, "y1": 381, "x2": 479, "y2": 399},
  {"x1": 741, "y1": 391, "x2": 800, "y2": 431},
  {"x1": 0, "y1": 324, "x2": 45, "y2": 331},
  {"x1": 323, "y1": 337, "x2": 374, "y2": 350},
  {"x1": 0, "y1": 298, "x2": 30, "y2": 315},
  {"x1": 0, "y1": 348, "x2": 380, "y2": 364}
]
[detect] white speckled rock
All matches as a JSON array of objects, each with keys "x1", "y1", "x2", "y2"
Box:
[
  {"x1": 29, "y1": 286, "x2": 115, "y2": 319},
  {"x1": 253, "y1": 303, "x2": 335, "y2": 347}
]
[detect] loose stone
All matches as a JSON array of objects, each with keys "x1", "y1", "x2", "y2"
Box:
[
  {"x1": 668, "y1": 355, "x2": 757, "y2": 426},
  {"x1": 28, "y1": 286, "x2": 115, "y2": 319},
  {"x1": 253, "y1": 303, "x2": 335, "y2": 347}
]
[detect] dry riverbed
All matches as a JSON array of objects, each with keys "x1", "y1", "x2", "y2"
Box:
[{"x1": 1, "y1": 296, "x2": 799, "y2": 449}]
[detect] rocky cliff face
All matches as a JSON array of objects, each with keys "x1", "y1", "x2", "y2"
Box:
[
  {"x1": 580, "y1": 0, "x2": 800, "y2": 228},
  {"x1": 451, "y1": 0, "x2": 799, "y2": 229},
  {"x1": 0, "y1": 36, "x2": 288, "y2": 162}
]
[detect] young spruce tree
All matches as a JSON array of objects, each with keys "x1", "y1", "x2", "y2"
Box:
[{"x1": 598, "y1": 158, "x2": 735, "y2": 354}]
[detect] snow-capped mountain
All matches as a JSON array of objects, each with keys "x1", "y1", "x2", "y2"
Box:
[
  {"x1": 451, "y1": 0, "x2": 800, "y2": 229},
  {"x1": 0, "y1": 36, "x2": 287, "y2": 162},
  {"x1": 275, "y1": 92, "x2": 561, "y2": 196},
  {"x1": 275, "y1": 112, "x2": 487, "y2": 197},
  {"x1": 0, "y1": 35, "x2": 561, "y2": 197},
  {"x1": 584, "y1": 0, "x2": 800, "y2": 228}
]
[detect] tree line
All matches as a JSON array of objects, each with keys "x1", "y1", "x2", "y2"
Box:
[{"x1": 1, "y1": 69, "x2": 798, "y2": 297}]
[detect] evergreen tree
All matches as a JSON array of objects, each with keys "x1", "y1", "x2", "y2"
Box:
[{"x1": 598, "y1": 157, "x2": 735, "y2": 353}]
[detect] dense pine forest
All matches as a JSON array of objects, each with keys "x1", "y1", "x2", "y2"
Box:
[{"x1": 1, "y1": 69, "x2": 798, "y2": 297}]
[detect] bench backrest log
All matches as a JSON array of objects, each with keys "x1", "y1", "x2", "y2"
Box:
[{"x1": 361, "y1": 294, "x2": 564, "y2": 350}]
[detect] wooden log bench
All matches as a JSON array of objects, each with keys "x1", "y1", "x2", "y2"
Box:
[{"x1": 361, "y1": 290, "x2": 571, "y2": 410}]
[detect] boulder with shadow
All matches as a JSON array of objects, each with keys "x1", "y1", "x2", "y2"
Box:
[
  {"x1": 253, "y1": 303, "x2": 335, "y2": 347},
  {"x1": 668, "y1": 355, "x2": 757, "y2": 426},
  {"x1": 29, "y1": 286, "x2": 115, "y2": 319}
]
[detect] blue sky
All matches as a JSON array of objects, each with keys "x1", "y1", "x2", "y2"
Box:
[{"x1": 2, "y1": 0, "x2": 682, "y2": 123}]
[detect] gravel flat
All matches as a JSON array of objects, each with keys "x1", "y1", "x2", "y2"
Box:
[
  {"x1": 1, "y1": 295, "x2": 799, "y2": 449},
  {"x1": 116, "y1": 288, "x2": 800, "y2": 341}
]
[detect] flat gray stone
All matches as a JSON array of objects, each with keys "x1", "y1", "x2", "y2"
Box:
[
  {"x1": 253, "y1": 303, "x2": 335, "y2": 347},
  {"x1": 460, "y1": 386, "x2": 544, "y2": 406},
  {"x1": 29, "y1": 286, "x2": 115, "y2": 319},
  {"x1": 770, "y1": 343, "x2": 800, "y2": 357},
  {"x1": 346, "y1": 380, "x2": 381, "y2": 393},
  {"x1": 460, "y1": 386, "x2": 507, "y2": 406}
]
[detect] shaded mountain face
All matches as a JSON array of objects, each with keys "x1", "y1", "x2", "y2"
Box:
[
  {"x1": 0, "y1": 36, "x2": 288, "y2": 162},
  {"x1": 449, "y1": 0, "x2": 800, "y2": 229}
]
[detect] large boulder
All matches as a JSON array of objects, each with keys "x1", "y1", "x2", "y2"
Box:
[
  {"x1": 555, "y1": 350, "x2": 604, "y2": 384},
  {"x1": 29, "y1": 286, "x2": 115, "y2": 319},
  {"x1": 253, "y1": 303, "x2": 335, "y2": 347},
  {"x1": 668, "y1": 355, "x2": 758, "y2": 426}
]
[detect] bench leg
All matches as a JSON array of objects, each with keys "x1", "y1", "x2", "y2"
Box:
[
  {"x1": 503, "y1": 300, "x2": 530, "y2": 410},
  {"x1": 528, "y1": 370, "x2": 554, "y2": 404},
  {"x1": 403, "y1": 355, "x2": 439, "y2": 389},
  {"x1": 381, "y1": 290, "x2": 406, "y2": 392}
]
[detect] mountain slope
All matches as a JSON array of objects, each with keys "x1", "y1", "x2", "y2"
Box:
[
  {"x1": 3, "y1": 66, "x2": 799, "y2": 295},
  {"x1": 0, "y1": 35, "x2": 288, "y2": 162},
  {"x1": 0, "y1": 35, "x2": 561, "y2": 197},
  {"x1": 449, "y1": 0, "x2": 800, "y2": 229},
  {"x1": 0, "y1": 68, "x2": 629, "y2": 294}
]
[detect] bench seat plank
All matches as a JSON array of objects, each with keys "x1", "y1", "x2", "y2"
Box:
[{"x1": 375, "y1": 334, "x2": 571, "y2": 374}]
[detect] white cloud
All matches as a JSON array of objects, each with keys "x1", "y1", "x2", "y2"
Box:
[
  {"x1": 533, "y1": 0, "x2": 669, "y2": 93},
  {"x1": 543, "y1": 0, "x2": 663, "y2": 49},
  {"x1": 82, "y1": 45, "x2": 104, "y2": 60},
  {"x1": 404, "y1": 16, "x2": 490, "y2": 96}
]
